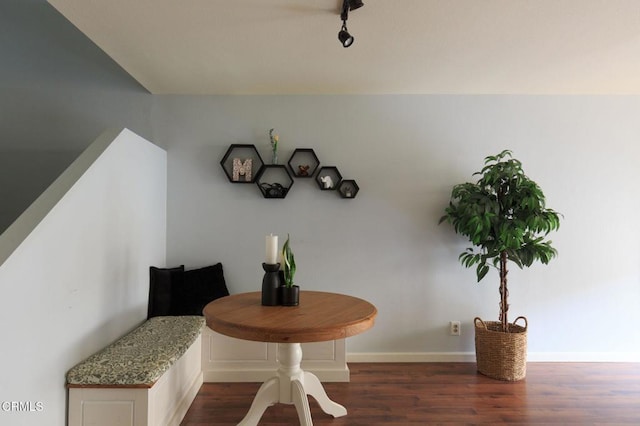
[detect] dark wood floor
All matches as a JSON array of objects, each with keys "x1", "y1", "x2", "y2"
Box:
[{"x1": 181, "y1": 362, "x2": 640, "y2": 425}]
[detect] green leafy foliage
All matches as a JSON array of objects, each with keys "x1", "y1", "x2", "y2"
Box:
[
  {"x1": 282, "y1": 234, "x2": 296, "y2": 288},
  {"x1": 439, "y1": 150, "x2": 561, "y2": 329}
]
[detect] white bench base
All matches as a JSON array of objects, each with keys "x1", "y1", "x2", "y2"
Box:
[
  {"x1": 202, "y1": 328, "x2": 349, "y2": 383},
  {"x1": 68, "y1": 334, "x2": 203, "y2": 426}
]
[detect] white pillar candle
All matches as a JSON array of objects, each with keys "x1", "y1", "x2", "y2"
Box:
[{"x1": 265, "y1": 234, "x2": 278, "y2": 264}]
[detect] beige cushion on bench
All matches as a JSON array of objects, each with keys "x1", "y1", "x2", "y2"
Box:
[{"x1": 66, "y1": 316, "x2": 205, "y2": 387}]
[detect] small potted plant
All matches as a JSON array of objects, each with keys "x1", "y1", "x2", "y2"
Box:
[
  {"x1": 439, "y1": 150, "x2": 561, "y2": 380},
  {"x1": 279, "y1": 234, "x2": 299, "y2": 306}
]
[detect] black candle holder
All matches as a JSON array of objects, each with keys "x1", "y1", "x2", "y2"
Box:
[{"x1": 261, "y1": 263, "x2": 281, "y2": 306}]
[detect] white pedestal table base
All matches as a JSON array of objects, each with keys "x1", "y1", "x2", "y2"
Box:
[{"x1": 238, "y1": 343, "x2": 347, "y2": 426}]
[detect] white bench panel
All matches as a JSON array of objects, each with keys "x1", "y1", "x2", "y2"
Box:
[
  {"x1": 201, "y1": 328, "x2": 349, "y2": 382},
  {"x1": 67, "y1": 319, "x2": 204, "y2": 426}
]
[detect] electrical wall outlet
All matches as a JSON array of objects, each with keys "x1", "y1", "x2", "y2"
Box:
[{"x1": 450, "y1": 321, "x2": 461, "y2": 336}]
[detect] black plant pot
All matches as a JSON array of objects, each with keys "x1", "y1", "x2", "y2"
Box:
[{"x1": 279, "y1": 285, "x2": 299, "y2": 306}]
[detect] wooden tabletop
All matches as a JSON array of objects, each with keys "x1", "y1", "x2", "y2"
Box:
[{"x1": 203, "y1": 291, "x2": 377, "y2": 344}]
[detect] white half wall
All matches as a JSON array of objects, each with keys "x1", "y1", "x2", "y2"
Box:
[{"x1": 0, "y1": 128, "x2": 167, "y2": 426}]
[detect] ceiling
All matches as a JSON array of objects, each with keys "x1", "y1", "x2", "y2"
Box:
[{"x1": 47, "y1": 0, "x2": 640, "y2": 95}]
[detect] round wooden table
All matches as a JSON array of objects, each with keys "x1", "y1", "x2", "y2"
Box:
[{"x1": 203, "y1": 291, "x2": 377, "y2": 426}]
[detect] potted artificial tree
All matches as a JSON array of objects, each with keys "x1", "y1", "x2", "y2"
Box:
[{"x1": 439, "y1": 150, "x2": 561, "y2": 381}]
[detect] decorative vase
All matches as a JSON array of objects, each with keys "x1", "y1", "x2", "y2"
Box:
[
  {"x1": 271, "y1": 151, "x2": 278, "y2": 165},
  {"x1": 261, "y1": 263, "x2": 281, "y2": 306},
  {"x1": 279, "y1": 285, "x2": 299, "y2": 306}
]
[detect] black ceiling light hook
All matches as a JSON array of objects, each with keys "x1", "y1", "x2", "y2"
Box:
[
  {"x1": 348, "y1": 0, "x2": 364, "y2": 12},
  {"x1": 340, "y1": 0, "x2": 350, "y2": 21},
  {"x1": 338, "y1": 0, "x2": 363, "y2": 48}
]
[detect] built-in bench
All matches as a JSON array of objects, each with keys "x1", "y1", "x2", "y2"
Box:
[{"x1": 67, "y1": 316, "x2": 205, "y2": 426}]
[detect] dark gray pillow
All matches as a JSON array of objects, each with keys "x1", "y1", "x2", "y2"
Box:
[
  {"x1": 148, "y1": 265, "x2": 184, "y2": 318},
  {"x1": 169, "y1": 263, "x2": 230, "y2": 316}
]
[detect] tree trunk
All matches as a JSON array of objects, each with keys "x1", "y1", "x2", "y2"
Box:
[{"x1": 499, "y1": 250, "x2": 509, "y2": 332}]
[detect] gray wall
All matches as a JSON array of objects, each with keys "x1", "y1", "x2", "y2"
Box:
[
  {"x1": 0, "y1": 0, "x2": 152, "y2": 231},
  {"x1": 159, "y1": 95, "x2": 640, "y2": 358}
]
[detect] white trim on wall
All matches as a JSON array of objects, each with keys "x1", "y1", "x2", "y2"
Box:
[{"x1": 347, "y1": 352, "x2": 640, "y2": 363}]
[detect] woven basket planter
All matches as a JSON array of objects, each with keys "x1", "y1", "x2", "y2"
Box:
[{"x1": 474, "y1": 316, "x2": 528, "y2": 381}]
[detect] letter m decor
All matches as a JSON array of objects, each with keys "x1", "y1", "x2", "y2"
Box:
[{"x1": 232, "y1": 158, "x2": 253, "y2": 182}]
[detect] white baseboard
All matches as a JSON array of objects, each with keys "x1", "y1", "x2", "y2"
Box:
[
  {"x1": 347, "y1": 352, "x2": 640, "y2": 363},
  {"x1": 203, "y1": 369, "x2": 279, "y2": 383},
  {"x1": 347, "y1": 352, "x2": 475, "y2": 363},
  {"x1": 204, "y1": 368, "x2": 350, "y2": 383},
  {"x1": 527, "y1": 352, "x2": 640, "y2": 362}
]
